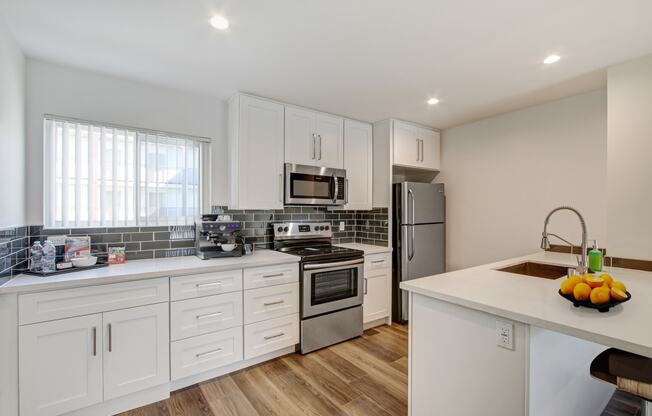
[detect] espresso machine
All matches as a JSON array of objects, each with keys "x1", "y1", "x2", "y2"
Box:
[{"x1": 195, "y1": 218, "x2": 244, "y2": 259}]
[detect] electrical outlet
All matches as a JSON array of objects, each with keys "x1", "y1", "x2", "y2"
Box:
[
  {"x1": 496, "y1": 320, "x2": 514, "y2": 350},
  {"x1": 339, "y1": 221, "x2": 345, "y2": 231}
]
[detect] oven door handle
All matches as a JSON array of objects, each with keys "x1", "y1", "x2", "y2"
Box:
[{"x1": 303, "y1": 258, "x2": 364, "y2": 270}]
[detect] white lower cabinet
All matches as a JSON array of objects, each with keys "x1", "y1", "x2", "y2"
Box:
[
  {"x1": 363, "y1": 253, "x2": 392, "y2": 324},
  {"x1": 103, "y1": 303, "x2": 170, "y2": 400},
  {"x1": 170, "y1": 292, "x2": 243, "y2": 341},
  {"x1": 170, "y1": 326, "x2": 243, "y2": 380},
  {"x1": 243, "y1": 282, "x2": 299, "y2": 324},
  {"x1": 19, "y1": 314, "x2": 104, "y2": 416},
  {"x1": 244, "y1": 313, "x2": 299, "y2": 360}
]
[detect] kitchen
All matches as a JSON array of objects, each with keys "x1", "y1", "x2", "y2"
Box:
[{"x1": 1, "y1": 1, "x2": 652, "y2": 416}]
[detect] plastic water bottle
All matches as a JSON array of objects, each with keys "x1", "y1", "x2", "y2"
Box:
[
  {"x1": 42, "y1": 240, "x2": 57, "y2": 273},
  {"x1": 30, "y1": 241, "x2": 44, "y2": 272}
]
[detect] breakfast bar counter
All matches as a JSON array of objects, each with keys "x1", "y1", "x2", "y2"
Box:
[{"x1": 401, "y1": 251, "x2": 652, "y2": 416}]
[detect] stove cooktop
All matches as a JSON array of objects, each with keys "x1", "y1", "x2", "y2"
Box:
[{"x1": 277, "y1": 245, "x2": 364, "y2": 262}]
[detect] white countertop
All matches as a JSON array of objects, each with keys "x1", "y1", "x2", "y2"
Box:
[
  {"x1": 0, "y1": 250, "x2": 299, "y2": 294},
  {"x1": 336, "y1": 243, "x2": 392, "y2": 255},
  {"x1": 401, "y1": 251, "x2": 652, "y2": 358}
]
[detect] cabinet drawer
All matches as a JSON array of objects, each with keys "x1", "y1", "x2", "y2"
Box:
[
  {"x1": 171, "y1": 327, "x2": 243, "y2": 380},
  {"x1": 243, "y1": 263, "x2": 299, "y2": 289},
  {"x1": 243, "y1": 283, "x2": 299, "y2": 324},
  {"x1": 171, "y1": 292, "x2": 243, "y2": 341},
  {"x1": 171, "y1": 269, "x2": 243, "y2": 301},
  {"x1": 365, "y1": 253, "x2": 391, "y2": 276},
  {"x1": 244, "y1": 314, "x2": 299, "y2": 360},
  {"x1": 19, "y1": 277, "x2": 169, "y2": 325}
]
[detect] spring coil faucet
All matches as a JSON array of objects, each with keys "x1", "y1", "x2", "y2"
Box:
[{"x1": 540, "y1": 206, "x2": 588, "y2": 274}]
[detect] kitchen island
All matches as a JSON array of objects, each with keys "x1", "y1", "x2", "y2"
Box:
[{"x1": 401, "y1": 251, "x2": 652, "y2": 416}]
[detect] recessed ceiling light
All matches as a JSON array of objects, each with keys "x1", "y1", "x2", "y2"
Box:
[
  {"x1": 543, "y1": 54, "x2": 561, "y2": 64},
  {"x1": 427, "y1": 98, "x2": 440, "y2": 105},
  {"x1": 209, "y1": 15, "x2": 229, "y2": 30}
]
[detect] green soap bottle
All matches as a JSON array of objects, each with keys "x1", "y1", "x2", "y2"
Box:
[{"x1": 588, "y1": 240, "x2": 603, "y2": 273}]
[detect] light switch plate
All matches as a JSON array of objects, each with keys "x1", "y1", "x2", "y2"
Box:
[
  {"x1": 496, "y1": 320, "x2": 514, "y2": 350},
  {"x1": 339, "y1": 221, "x2": 345, "y2": 231}
]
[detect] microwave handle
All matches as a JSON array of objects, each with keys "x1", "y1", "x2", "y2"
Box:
[
  {"x1": 332, "y1": 173, "x2": 338, "y2": 203},
  {"x1": 344, "y1": 178, "x2": 349, "y2": 204}
]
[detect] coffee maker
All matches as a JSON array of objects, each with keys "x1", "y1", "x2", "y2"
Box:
[{"x1": 195, "y1": 218, "x2": 244, "y2": 259}]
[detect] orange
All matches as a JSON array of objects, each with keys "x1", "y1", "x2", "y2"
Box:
[
  {"x1": 584, "y1": 274, "x2": 606, "y2": 289},
  {"x1": 599, "y1": 273, "x2": 614, "y2": 286},
  {"x1": 611, "y1": 281, "x2": 627, "y2": 292},
  {"x1": 582, "y1": 273, "x2": 595, "y2": 284},
  {"x1": 560, "y1": 276, "x2": 583, "y2": 296},
  {"x1": 590, "y1": 287, "x2": 611, "y2": 304},
  {"x1": 610, "y1": 287, "x2": 628, "y2": 302},
  {"x1": 573, "y1": 283, "x2": 592, "y2": 302}
]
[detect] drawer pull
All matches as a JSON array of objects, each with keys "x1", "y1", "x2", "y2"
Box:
[
  {"x1": 264, "y1": 332, "x2": 285, "y2": 340},
  {"x1": 195, "y1": 348, "x2": 223, "y2": 359},
  {"x1": 262, "y1": 273, "x2": 284, "y2": 278},
  {"x1": 370, "y1": 260, "x2": 385, "y2": 264},
  {"x1": 196, "y1": 311, "x2": 223, "y2": 320},
  {"x1": 196, "y1": 281, "x2": 222, "y2": 288},
  {"x1": 92, "y1": 326, "x2": 97, "y2": 356},
  {"x1": 263, "y1": 300, "x2": 285, "y2": 306}
]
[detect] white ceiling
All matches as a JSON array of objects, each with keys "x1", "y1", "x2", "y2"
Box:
[{"x1": 4, "y1": 0, "x2": 652, "y2": 128}]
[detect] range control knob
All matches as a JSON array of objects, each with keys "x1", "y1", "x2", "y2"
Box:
[
  {"x1": 219, "y1": 225, "x2": 226, "y2": 231},
  {"x1": 277, "y1": 226, "x2": 283, "y2": 232},
  {"x1": 325, "y1": 225, "x2": 330, "y2": 230},
  {"x1": 283, "y1": 226, "x2": 289, "y2": 232}
]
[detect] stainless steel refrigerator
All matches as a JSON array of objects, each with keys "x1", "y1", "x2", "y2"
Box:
[{"x1": 392, "y1": 182, "x2": 446, "y2": 322}]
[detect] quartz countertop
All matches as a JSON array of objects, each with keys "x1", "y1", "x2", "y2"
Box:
[
  {"x1": 336, "y1": 243, "x2": 392, "y2": 255},
  {"x1": 401, "y1": 251, "x2": 652, "y2": 358},
  {"x1": 0, "y1": 250, "x2": 299, "y2": 294}
]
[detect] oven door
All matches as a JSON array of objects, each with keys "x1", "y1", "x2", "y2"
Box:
[
  {"x1": 285, "y1": 163, "x2": 347, "y2": 205},
  {"x1": 302, "y1": 258, "x2": 364, "y2": 318}
]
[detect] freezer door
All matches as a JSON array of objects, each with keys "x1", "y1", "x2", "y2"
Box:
[
  {"x1": 399, "y1": 182, "x2": 445, "y2": 225},
  {"x1": 399, "y1": 223, "x2": 445, "y2": 321}
]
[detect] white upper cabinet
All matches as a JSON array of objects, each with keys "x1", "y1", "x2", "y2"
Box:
[
  {"x1": 344, "y1": 120, "x2": 373, "y2": 210},
  {"x1": 229, "y1": 94, "x2": 285, "y2": 209},
  {"x1": 392, "y1": 120, "x2": 440, "y2": 171},
  {"x1": 285, "y1": 106, "x2": 343, "y2": 169}
]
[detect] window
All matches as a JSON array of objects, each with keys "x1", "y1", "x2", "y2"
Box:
[{"x1": 43, "y1": 115, "x2": 211, "y2": 228}]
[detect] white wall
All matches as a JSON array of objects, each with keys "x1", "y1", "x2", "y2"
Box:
[
  {"x1": 607, "y1": 54, "x2": 652, "y2": 261},
  {"x1": 439, "y1": 90, "x2": 607, "y2": 270},
  {"x1": 25, "y1": 59, "x2": 228, "y2": 225},
  {"x1": 0, "y1": 20, "x2": 26, "y2": 228}
]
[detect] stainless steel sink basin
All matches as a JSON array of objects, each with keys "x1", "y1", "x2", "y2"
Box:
[{"x1": 496, "y1": 261, "x2": 568, "y2": 280}]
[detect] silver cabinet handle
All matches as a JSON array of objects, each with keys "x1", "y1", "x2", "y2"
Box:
[
  {"x1": 108, "y1": 323, "x2": 112, "y2": 352},
  {"x1": 311, "y1": 133, "x2": 316, "y2": 159},
  {"x1": 371, "y1": 260, "x2": 385, "y2": 264},
  {"x1": 264, "y1": 333, "x2": 285, "y2": 340},
  {"x1": 196, "y1": 281, "x2": 222, "y2": 288},
  {"x1": 416, "y1": 138, "x2": 420, "y2": 161},
  {"x1": 263, "y1": 300, "x2": 284, "y2": 306},
  {"x1": 92, "y1": 326, "x2": 97, "y2": 356},
  {"x1": 278, "y1": 173, "x2": 283, "y2": 203},
  {"x1": 420, "y1": 139, "x2": 424, "y2": 162},
  {"x1": 196, "y1": 311, "x2": 223, "y2": 320},
  {"x1": 196, "y1": 348, "x2": 222, "y2": 359},
  {"x1": 263, "y1": 272, "x2": 284, "y2": 278},
  {"x1": 303, "y1": 257, "x2": 364, "y2": 270},
  {"x1": 317, "y1": 134, "x2": 322, "y2": 160},
  {"x1": 364, "y1": 278, "x2": 368, "y2": 295}
]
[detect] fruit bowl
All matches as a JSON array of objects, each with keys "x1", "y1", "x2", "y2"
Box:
[{"x1": 558, "y1": 290, "x2": 631, "y2": 313}]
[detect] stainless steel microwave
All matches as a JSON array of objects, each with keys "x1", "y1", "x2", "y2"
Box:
[{"x1": 284, "y1": 163, "x2": 347, "y2": 206}]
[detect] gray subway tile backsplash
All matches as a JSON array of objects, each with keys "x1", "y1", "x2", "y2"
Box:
[{"x1": 0, "y1": 225, "x2": 29, "y2": 283}]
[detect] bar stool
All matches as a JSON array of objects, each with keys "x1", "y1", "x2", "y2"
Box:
[{"x1": 591, "y1": 348, "x2": 652, "y2": 415}]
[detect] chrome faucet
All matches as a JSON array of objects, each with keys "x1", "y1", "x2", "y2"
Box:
[{"x1": 540, "y1": 206, "x2": 588, "y2": 274}]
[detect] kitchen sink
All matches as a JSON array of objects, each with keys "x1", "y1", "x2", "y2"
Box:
[{"x1": 496, "y1": 261, "x2": 569, "y2": 280}]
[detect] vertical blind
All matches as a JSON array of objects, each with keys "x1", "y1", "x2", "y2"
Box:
[{"x1": 43, "y1": 116, "x2": 210, "y2": 228}]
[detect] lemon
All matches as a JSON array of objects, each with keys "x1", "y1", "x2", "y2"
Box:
[
  {"x1": 590, "y1": 286, "x2": 611, "y2": 304},
  {"x1": 573, "y1": 283, "x2": 592, "y2": 302},
  {"x1": 599, "y1": 273, "x2": 614, "y2": 286},
  {"x1": 611, "y1": 281, "x2": 627, "y2": 292},
  {"x1": 585, "y1": 274, "x2": 606, "y2": 289},
  {"x1": 610, "y1": 287, "x2": 628, "y2": 302},
  {"x1": 560, "y1": 276, "x2": 583, "y2": 296}
]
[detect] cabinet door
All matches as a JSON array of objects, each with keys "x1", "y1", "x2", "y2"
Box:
[
  {"x1": 315, "y1": 113, "x2": 344, "y2": 168},
  {"x1": 237, "y1": 95, "x2": 285, "y2": 209},
  {"x1": 393, "y1": 120, "x2": 419, "y2": 167},
  {"x1": 103, "y1": 303, "x2": 169, "y2": 400},
  {"x1": 19, "y1": 314, "x2": 103, "y2": 416},
  {"x1": 363, "y1": 272, "x2": 389, "y2": 323},
  {"x1": 418, "y1": 127, "x2": 441, "y2": 170},
  {"x1": 285, "y1": 106, "x2": 317, "y2": 166},
  {"x1": 344, "y1": 120, "x2": 373, "y2": 210}
]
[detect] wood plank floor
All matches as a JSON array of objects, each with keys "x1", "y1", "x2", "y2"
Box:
[{"x1": 120, "y1": 324, "x2": 408, "y2": 416}]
